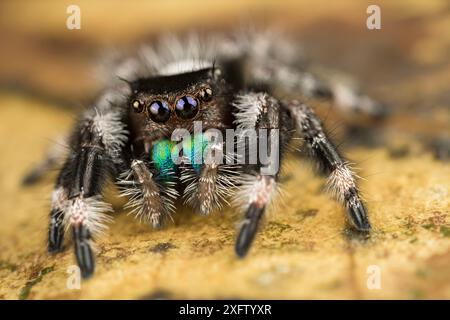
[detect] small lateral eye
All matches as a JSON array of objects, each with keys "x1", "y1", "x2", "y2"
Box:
[
  {"x1": 175, "y1": 95, "x2": 199, "y2": 119},
  {"x1": 199, "y1": 87, "x2": 213, "y2": 102},
  {"x1": 131, "y1": 99, "x2": 144, "y2": 113},
  {"x1": 149, "y1": 100, "x2": 171, "y2": 123}
]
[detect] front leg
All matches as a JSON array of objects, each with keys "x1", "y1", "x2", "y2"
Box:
[
  {"x1": 118, "y1": 159, "x2": 178, "y2": 227},
  {"x1": 286, "y1": 100, "x2": 371, "y2": 231},
  {"x1": 232, "y1": 92, "x2": 293, "y2": 257},
  {"x1": 181, "y1": 139, "x2": 238, "y2": 215},
  {"x1": 48, "y1": 107, "x2": 128, "y2": 278}
]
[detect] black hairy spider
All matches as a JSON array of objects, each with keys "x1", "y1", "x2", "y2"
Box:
[{"x1": 38, "y1": 31, "x2": 387, "y2": 278}]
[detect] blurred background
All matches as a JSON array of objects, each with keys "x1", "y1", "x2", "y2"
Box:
[{"x1": 0, "y1": 0, "x2": 449, "y2": 299}]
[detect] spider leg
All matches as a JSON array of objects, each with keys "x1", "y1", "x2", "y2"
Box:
[
  {"x1": 48, "y1": 174, "x2": 69, "y2": 253},
  {"x1": 118, "y1": 159, "x2": 177, "y2": 227},
  {"x1": 48, "y1": 107, "x2": 128, "y2": 278},
  {"x1": 180, "y1": 139, "x2": 238, "y2": 215},
  {"x1": 23, "y1": 85, "x2": 130, "y2": 186},
  {"x1": 246, "y1": 58, "x2": 388, "y2": 119},
  {"x1": 22, "y1": 136, "x2": 67, "y2": 186},
  {"x1": 286, "y1": 100, "x2": 371, "y2": 231},
  {"x1": 195, "y1": 162, "x2": 222, "y2": 215},
  {"x1": 235, "y1": 174, "x2": 277, "y2": 257},
  {"x1": 232, "y1": 92, "x2": 293, "y2": 257}
]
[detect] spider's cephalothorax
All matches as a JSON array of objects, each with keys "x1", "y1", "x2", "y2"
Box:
[
  {"x1": 44, "y1": 31, "x2": 386, "y2": 278},
  {"x1": 127, "y1": 67, "x2": 234, "y2": 151}
]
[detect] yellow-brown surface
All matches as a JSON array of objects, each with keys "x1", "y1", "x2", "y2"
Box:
[{"x1": 0, "y1": 0, "x2": 449, "y2": 299}]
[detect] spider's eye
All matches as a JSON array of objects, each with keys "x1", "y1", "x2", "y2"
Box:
[
  {"x1": 175, "y1": 95, "x2": 199, "y2": 119},
  {"x1": 131, "y1": 99, "x2": 144, "y2": 113},
  {"x1": 149, "y1": 101, "x2": 171, "y2": 123},
  {"x1": 199, "y1": 87, "x2": 213, "y2": 102}
]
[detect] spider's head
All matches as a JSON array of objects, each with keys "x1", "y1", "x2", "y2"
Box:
[{"x1": 127, "y1": 67, "x2": 230, "y2": 138}]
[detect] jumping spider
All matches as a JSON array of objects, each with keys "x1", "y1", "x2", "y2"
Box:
[{"x1": 38, "y1": 31, "x2": 386, "y2": 278}]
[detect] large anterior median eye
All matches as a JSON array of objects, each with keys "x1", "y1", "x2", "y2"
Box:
[
  {"x1": 175, "y1": 95, "x2": 199, "y2": 119},
  {"x1": 149, "y1": 101, "x2": 171, "y2": 123}
]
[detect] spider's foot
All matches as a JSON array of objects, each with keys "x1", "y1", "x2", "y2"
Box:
[
  {"x1": 235, "y1": 204, "x2": 264, "y2": 258},
  {"x1": 22, "y1": 168, "x2": 42, "y2": 186},
  {"x1": 370, "y1": 102, "x2": 391, "y2": 120},
  {"x1": 48, "y1": 240, "x2": 64, "y2": 254},
  {"x1": 73, "y1": 225, "x2": 95, "y2": 279},
  {"x1": 347, "y1": 197, "x2": 371, "y2": 232},
  {"x1": 48, "y1": 209, "x2": 65, "y2": 253}
]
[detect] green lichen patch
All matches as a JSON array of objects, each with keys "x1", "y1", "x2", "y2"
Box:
[
  {"x1": 440, "y1": 226, "x2": 450, "y2": 237},
  {"x1": 18, "y1": 266, "x2": 54, "y2": 300}
]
